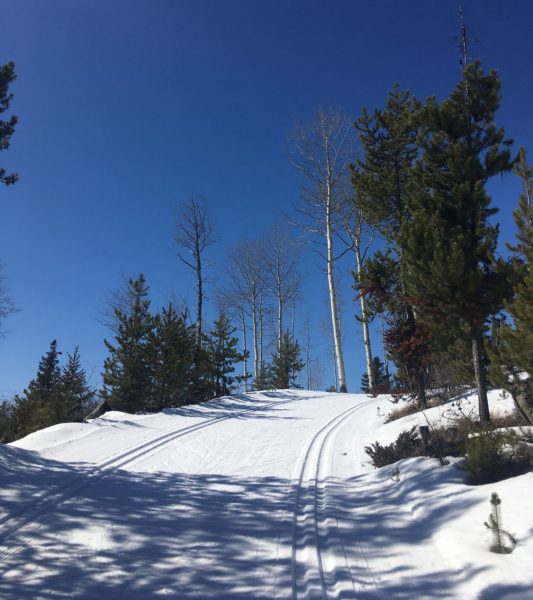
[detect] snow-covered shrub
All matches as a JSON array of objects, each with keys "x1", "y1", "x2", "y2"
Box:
[
  {"x1": 365, "y1": 426, "x2": 421, "y2": 468},
  {"x1": 464, "y1": 428, "x2": 531, "y2": 484},
  {"x1": 384, "y1": 402, "x2": 421, "y2": 423}
]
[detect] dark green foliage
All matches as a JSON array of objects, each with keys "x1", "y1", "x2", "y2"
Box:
[
  {"x1": 464, "y1": 428, "x2": 531, "y2": 484},
  {"x1": 253, "y1": 363, "x2": 271, "y2": 392},
  {"x1": 0, "y1": 61, "x2": 18, "y2": 185},
  {"x1": 100, "y1": 276, "x2": 250, "y2": 411},
  {"x1": 365, "y1": 426, "x2": 421, "y2": 468},
  {"x1": 4, "y1": 341, "x2": 94, "y2": 442},
  {"x1": 270, "y1": 331, "x2": 304, "y2": 389},
  {"x1": 59, "y1": 347, "x2": 96, "y2": 422},
  {"x1": 0, "y1": 400, "x2": 15, "y2": 442},
  {"x1": 208, "y1": 313, "x2": 247, "y2": 398},
  {"x1": 361, "y1": 356, "x2": 390, "y2": 393},
  {"x1": 13, "y1": 340, "x2": 62, "y2": 436},
  {"x1": 353, "y1": 85, "x2": 419, "y2": 242},
  {"x1": 489, "y1": 147, "x2": 533, "y2": 424},
  {"x1": 401, "y1": 62, "x2": 514, "y2": 423},
  {"x1": 148, "y1": 304, "x2": 196, "y2": 410},
  {"x1": 353, "y1": 86, "x2": 430, "y2": 407},
  {"x1": 186, "y1": 342, "x2": 215, "y2": 403},
  {"x1": 102, "y1": 274, "x2": 155, "y2": 412}
]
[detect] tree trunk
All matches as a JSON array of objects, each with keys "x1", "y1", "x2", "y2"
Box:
[
  {"x1": 277, "y1": 296, "x2": 283, "y2": 354},
  {"x1": 195, "y1": 240, "x2": 203, "y2": 341},
  {"x1": 416, "y1": 371, "x2": 427, "y2": 409},
  {"x1": 305, "y1": 318, "x2": 311, "y2": 390},
  {"x1": 406, "y1": 304, "x2": 427, "y2": 408},
  {"x1": 471, "y1": 325, "x2": 491, "y2": 424},
  {"x1": 241, "y1": 308, "x2": 248, "y2": 393},
  {"x1": 326, "y1": 184, "x2": 347, "y2": 393},
  {"x1": 259, "y1": 292, "x2": 264, "y2": 375},
  {"x1": 355, "y1": 243, "x2": 374, "y2": 389},
  {"x1": 380, "y1": 316, "x2": 391, "y2": 388},
  {"x1": 510, "y1": 379, "x2": 533, "y2": 425},
  {"x1": 252, "y1": 296, "x2": 259, "y2": 382}
]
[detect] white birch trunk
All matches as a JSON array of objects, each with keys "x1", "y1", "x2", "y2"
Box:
[
  {"x1": 355, "y1": 243, "x2": 374, "y2": 389},
  {"x1": 252, "y1": 294, "x2": 259, "y2": 382},
  {"x1": 326, "y1": 180, "x2": 347, "y2": 392},
  {"x1": 259, "y1": 292, "x2": 264, "y2": 373},
  {"x1": 241, "y1": 308, "x2": 248, "y2": 392}
]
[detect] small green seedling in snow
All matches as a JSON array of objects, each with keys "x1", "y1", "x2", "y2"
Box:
[{"x1": 484, "y1": 492, "x2": 516, "y2": 554}]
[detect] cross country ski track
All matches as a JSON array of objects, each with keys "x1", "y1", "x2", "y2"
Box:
[
  {"x1": 291, "y1": 398, "x2": 379, "y2": 600},
  {"x1": 0, "y1": 394, "x2": 299, "y2": 564}
]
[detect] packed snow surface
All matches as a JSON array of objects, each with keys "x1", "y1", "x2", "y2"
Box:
[{"x1": 0, "y1": 389, "x2": 531, "y2": 599}]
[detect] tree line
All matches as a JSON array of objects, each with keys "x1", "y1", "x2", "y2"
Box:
[
  {"x1": 0, "y1": 271, "x2": 305, "y2": 442},
  {"x1": 313, "y1": 59, "x2": 533, "y2": 426}
]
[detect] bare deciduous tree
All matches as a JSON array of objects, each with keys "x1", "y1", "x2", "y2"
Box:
[
  {"x1": 262, "y1": 225, "x2": 301, "y2": 353},
  {"x1": 0, "y1": 265, "x2": 16, "y2": 336},
  {"x1": 174, "y1": 195, "x2": 214, "y2": 340},
  {"x1": 338, "y1": 199, "x2": 376, "y2": 389},
  {"x1": 227, "y1": 239, "x2": 267, "y2": 383},
  {"x1": 290, "y1": 109, "x2": 351, "y2": 392}
]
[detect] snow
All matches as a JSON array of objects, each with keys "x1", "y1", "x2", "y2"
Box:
[{"x1": 0, "y1": 389, "x2": 531, "y2": 599}]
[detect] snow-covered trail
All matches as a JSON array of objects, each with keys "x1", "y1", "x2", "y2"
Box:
[
  {"x1": 0, "y1": 391, "x2": 381, "y2": 599},
  {"x1": 0, "y1": 390, "x2": 531, "y2": 599}
]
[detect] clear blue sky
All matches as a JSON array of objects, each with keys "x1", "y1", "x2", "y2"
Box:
[{"x1": 0, "y1": 0, "x2": 532, "y2": 397}]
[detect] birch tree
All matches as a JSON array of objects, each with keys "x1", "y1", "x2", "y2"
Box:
[
  {"x1": 262, "y1": 225, "x2": 301, "y2": 353},
  {"x1": 216, "y1": 291, "x2": 250, "y2": 392},
  {"x1": 0, "y1": 265, "x2": 16, "y2": 336},
  {"x1": 227, "y1": 239, "x2": 267, "y2": 383},
  {"x1": 290, "y1": 109, "x2": 351, "y2": 392},
  {"x1": 338, "y1": 200, "x2": 375, "y2": 389},
  {"x1": 174, "y1": 195, "x2": 214, "y2": 341}
]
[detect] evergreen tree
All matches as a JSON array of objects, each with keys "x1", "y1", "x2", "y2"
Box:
[
  {"x1": 401, "y1": 62, "x2": 513, "y2": 424},
  {"x1": 148, "y1": 304, "x2": 196, "y2": 410},
  {"x1": 208, "y1": 313, "x2": 247, "y2": 398},
  {"x1": 102, "y1": 274, "x2": 155, "y2": 413},
  {"x1": 187, "y1": 341, "x2": 214, "y2": 403},
  {"x1": 361, "y1": 356, "x2": 390, "y2": 394},
  {"x1": 270, "y1": 331, "x2": 305, "y2": 389},
  {"x1": 489, "y1": 147, "x2": 533, "y2": 423},
  {"x1": 353, "y1": 86, "x2": 430, "y2": 407},
  {"x1": 59, "y1": 347, "x2": 96, "y2": 422},
  {"x1": 253, "y1": 363, "x2": 271, "y2": 391},
  {"x1": 11, "y1": 340, "x2": 62, "y2": 437},
  {"x1": 0, "y1": 400, "x2": 14, "y2": 442},
  {"x1": 0, "y1": 61, "x2": 18, "y2": 185}
]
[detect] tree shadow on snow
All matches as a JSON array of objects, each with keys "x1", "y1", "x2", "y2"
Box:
[
  {"x1": 163, "y1": 391, "x2": 302, "y2": 421},
  {"x1": 0, "y1": 450, "x2": 513, "y2": 599}
]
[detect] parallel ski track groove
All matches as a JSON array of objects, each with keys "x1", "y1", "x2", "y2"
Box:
[
  {"x1": 0, "y1": 395, "x2": 297, "y2": 563},
  {"x1": 291, "y1": 398, "x2": 376, "y2": 600}
]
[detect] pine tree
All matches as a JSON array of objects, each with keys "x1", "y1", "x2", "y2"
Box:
[
  {"x1": 59, "y1": 347, "x2": 96, "y2": 422},
  {"x1": 102, "y1": 274, "x2": 155, "y2": 413},
  {"x1": 353, "y1": 86, "x2": 430, "y2": 407},
  {"x1": 489, "y1": 147, "x2": 533, "y2": 423},
  {"x1": 148, "y1": 304, "x2": 196, "y2": 410},
  {"x1": 361, "y1": 356, "x2": 390, "y2": 394},
  {"x1": 270, "y1": 331, "x2": 305, "y2": 389},
  {"x1": 208, "y1": 313, "x2": 247, "y2": 398},
  {"x1": 0, "y1": 61, "x2": 18, "y2": 185},
  {"x1": 12, "y1": 340, "x2": 62, "y2": 437},
  {"x1": 253, "y1": 363, "x2": 271, "y2": 391},
  {"x1": 401, "y1": 62, "x2": 513, "y2": 424}
]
